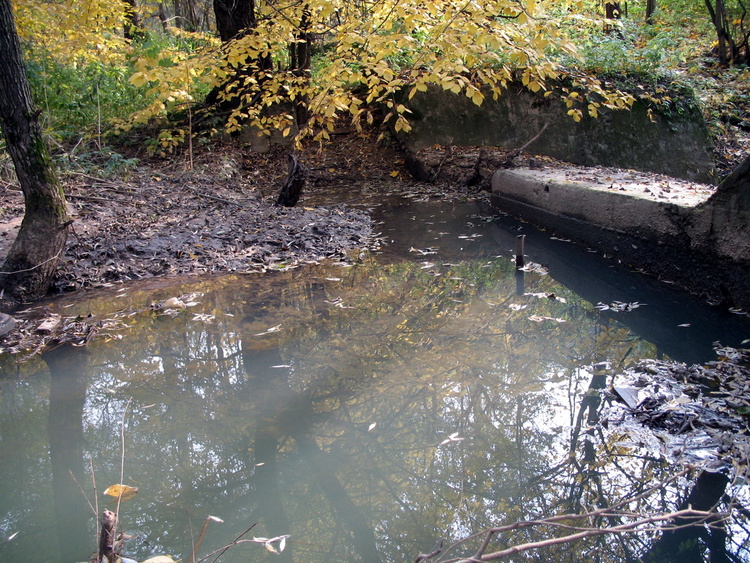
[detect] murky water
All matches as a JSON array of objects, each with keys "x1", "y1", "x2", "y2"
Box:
[{"x1": 1, "y1": 198, "x2": 749, "y2": 562}]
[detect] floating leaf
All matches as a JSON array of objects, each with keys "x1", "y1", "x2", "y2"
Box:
[
  {"x1": 251, "y1": 534, "x2": 291, "y2": 554},
  {"x1": 440, "y1": 432, "x2": 464, "y2": 445},
  {"x1": 162, "y1": 297, "x2": 186, "y2": 309},
  {"x1": 141, "y1": 557, "x2": 178, "y2": 563},
  {"x1": 103, "y1": 484, "x2": 139, "y2": 501},
  {"x1": 255, "y1": 324, "x2": 282, "y2": 336}
]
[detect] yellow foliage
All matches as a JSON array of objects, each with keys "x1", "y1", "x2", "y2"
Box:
[
  {"x1": 17, "y1": 0, "x2": 637, "y2": 144},
  {"x1": 103, "y1": 483, "x2": 139, "y2": 501},
  {"x1": 13, "y1": 0, "x2": 129, "y2": 64}
]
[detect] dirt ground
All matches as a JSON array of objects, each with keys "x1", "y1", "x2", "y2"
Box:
[
  {"x1": 0, "y1": 127, "x2": 744, "y2": 301},
  {"x1": 0, "y1": 132, "x2": 409, "y2": 295}
]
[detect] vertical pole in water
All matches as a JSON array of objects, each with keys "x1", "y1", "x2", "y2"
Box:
[
  {"x1": 515, "y1": 235, "x2": 525, "y2": 269},
  {"x1": 515, "y1": 270, "x2": 525, "y2": 296}
]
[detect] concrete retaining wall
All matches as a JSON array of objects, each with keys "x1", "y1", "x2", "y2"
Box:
[
  {"x1": 402, "y1": 84, "x2": 715, "y2": 183},
  {"x1": 491, "y1": 159, "x2": 750, "y2": 308}
]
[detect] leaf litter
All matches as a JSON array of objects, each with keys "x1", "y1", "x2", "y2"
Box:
[{"x1": 603, "y1": 344, "x2": 750, "y2": 471}]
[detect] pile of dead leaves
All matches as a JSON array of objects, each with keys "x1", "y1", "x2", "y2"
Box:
[{"x1": 606, "y1": 344, "x2": 750, "y2": 470}]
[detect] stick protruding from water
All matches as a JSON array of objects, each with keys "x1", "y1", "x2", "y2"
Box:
[{"x1": 515, "y1": 235, "x2": 526, "y2": 269}]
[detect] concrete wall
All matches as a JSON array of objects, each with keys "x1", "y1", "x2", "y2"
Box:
[
  {"x1": 491, "y1": 156, "x2": 750, "y2": 308},
  {"x1": 401, "y1": 84, "x2": 715, "y2": 183}
]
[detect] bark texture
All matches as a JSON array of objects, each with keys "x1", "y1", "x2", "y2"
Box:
[
  {"x1": 214, "y1": 0, "x2": 257, "y2": 41},
  {"x1": 0, "y1": 0, "x2": 69, "y2": 306}
]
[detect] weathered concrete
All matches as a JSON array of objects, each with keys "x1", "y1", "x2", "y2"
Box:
[
  {"x1": 402, "y1": 83, "x2": 715, "y2": 183},
  {"x1": 491, "y1": 159, "x2": 750, "y2": 309}
]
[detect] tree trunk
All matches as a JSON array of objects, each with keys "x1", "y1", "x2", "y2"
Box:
[
  {"x1": 276, "y1": 154, "x2": 307, "y2": 207},
  {"x1": 646, "y1": 0, "x2": 657, "y2": 23},
  {"x1": 0, "y1": 0, "x2": 69, "y2": 307},
  {"x1": 604, "y1": 1, "x2": 622, "y2": 19},
  {"x1": 214, "y1": 0, "x2": 257, "y2": 41}
]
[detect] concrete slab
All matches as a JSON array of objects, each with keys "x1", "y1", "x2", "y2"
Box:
[
  {"x1": 492, "y1": 166, "x2": 715, "y2": 241},
  {"x1": 491, "y1": 163, "x2": 750, "y2": 309}
]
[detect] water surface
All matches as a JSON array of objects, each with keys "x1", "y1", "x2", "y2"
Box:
[{"x1": 1, "y1": 198, "x2": 748, "y2": 562}]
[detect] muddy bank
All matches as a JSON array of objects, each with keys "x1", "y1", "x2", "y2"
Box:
[{"x1": 0, "y1": 137, "x2": 407, "y2": 298}]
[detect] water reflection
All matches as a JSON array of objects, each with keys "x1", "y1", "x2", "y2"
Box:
[
  {"x1": 44, "y1": 345, "x2": 90, "y2": 561},
  {"x1": 0, "y1": 199, "x2": 749, "y2": 562}
]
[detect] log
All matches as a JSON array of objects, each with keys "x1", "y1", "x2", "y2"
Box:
[
  {"x1": 98, "y1": 509, "x2": 121, "y2": 563},
  {"x1": 276, "y1": 153, "x2": 307, "y2": 207}
]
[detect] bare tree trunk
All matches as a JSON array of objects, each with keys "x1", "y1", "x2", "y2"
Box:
[
  {"x1": 158, "y1": 2, "x2": 170, "y2": 32},
  {"x1": 276, "y1": 153, "x2": 307, "y2": 207},
  {"x1": 646, "y1": 0, "x2": 657, "y2": 23},
  {"x1": 289, "y1": 6, "x2": 312, "y2": 127},
  {"x1": 604, "y1": 1, "x2": 622, "y2": 19},
  {"x1": 0, "y1": 0, "x2": 69, "y2": 307}
]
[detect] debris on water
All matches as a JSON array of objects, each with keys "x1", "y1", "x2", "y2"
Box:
[
  {"x1": 603, "y1": 344, "x2": 750, "y2": 470},
  {"x1": 518, "y1": 262, "x2": 549, "y2": 275},
  {"x1": 596, "y1": 301, "x2": 645, "y2": 312}
]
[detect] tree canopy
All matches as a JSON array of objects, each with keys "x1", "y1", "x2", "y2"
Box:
[{"x1": 4, "y1": 0, "x2": 749, "y2": 156}]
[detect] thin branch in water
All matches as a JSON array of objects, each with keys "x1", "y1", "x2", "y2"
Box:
[
  {"x1": 189, "y1": 515, "x2": 225, "y2": 563},
  {"x1": 194, "y1": 522, "x2": 258, "y2": 563}
]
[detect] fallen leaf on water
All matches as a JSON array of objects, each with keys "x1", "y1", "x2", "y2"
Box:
[
  {"x1": 103, "y1": 484, "x2": 139, "y2": 501},
  {"x1": 162, "y1": 297, "x2": 186, "y2": 309},
  {"x1": 528, "y1": 315, "x2": 566, "y2": 323},
  {"x1": 368, "y1": 422, "x2": 377, "y2": 431},
  {"x1": 251, "y1": 534, "x2": 291, "y2": 554},
  {"x1": 440, "y1": 432, "x2": 464, "y2": 445}
]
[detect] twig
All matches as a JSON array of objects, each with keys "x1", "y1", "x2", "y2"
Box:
[
  {"x1": 183, "y1": 185, "x2": 249, "y2": 206},
  {"x1": 67, "y1": 467, "x2": 98, "y2": 517},
  {"x1": 189, "y1": 515, "x2": 224, "y2": 563},
  {"x1": 517, "y1": 122, "x2": 549, "y2": 153},
  {"x1": 193, "y1": 522, "x2": 258, "y2": 563},
  {"x1": 445, "y1": 509, "x2": 726, "y2": 562},
  {"x1": 429, "y1": 468, "x2": 694, "y2": 562},
  {"x1": 91, "y1": 457, "x2": 100, "y2": 555},
  {"x1": 0, "y1": 248, "x2": 65, "y2": 276},
  {"x1": 115, "y1": 399, "x2": 132, "y2": 519}
]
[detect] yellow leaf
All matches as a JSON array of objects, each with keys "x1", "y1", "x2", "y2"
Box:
[
  {"x1": 103, "y1": 484, "x2": 139, "y2": 501},
  {"x1": 129, "y1": 72, "x2": 149, "y2": 87},
  {"x1": 390, "y1": 170, "x2": 400, "y2": 177}
]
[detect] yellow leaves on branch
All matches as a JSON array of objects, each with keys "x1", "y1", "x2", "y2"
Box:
[
  {"x1": 13, "y1": 0, "x2": 129, "y2": 64},
  {"x1": 12, "y1": 0, "x2": 637, "y2": 143}
]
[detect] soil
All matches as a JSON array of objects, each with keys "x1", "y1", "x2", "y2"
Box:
[{"x1": 0, "y1": 132, "x2": 393, "y2": 294}]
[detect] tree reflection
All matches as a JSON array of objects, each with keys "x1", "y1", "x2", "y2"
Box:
[
  {"x1": 44, "y1": 344, "x2": 91, "y2": 562},
  {"x1": 0, "y1": 255, "x2": 746, "y2": 562}
]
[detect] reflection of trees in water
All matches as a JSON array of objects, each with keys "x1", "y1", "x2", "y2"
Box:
[
  {"x1": 3, "y1": 259, "x2": 746, "y2": 561},
  {"x1": 44, "y1": 345, "x2": 90, "y2": 562}
]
